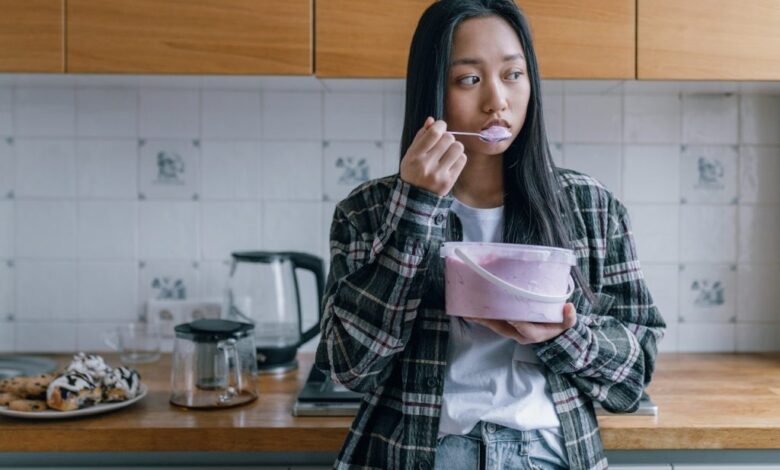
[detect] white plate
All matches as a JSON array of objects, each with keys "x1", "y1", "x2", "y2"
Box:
[{"x1": 0, "y1": 384, "x2": 148, "y2": 419}]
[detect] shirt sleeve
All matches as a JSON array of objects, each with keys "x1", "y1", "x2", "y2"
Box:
[
  {"x1": 533, "y1": 198, "x2": 666, "y2": 412},
  {"x1": 315, "y1": 177, "x2": 452, "y2": 393}
]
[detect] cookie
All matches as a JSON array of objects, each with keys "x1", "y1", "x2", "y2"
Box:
[
  {"x1": 0, "y1": 374, "x2": 54, "y2": 399},
  {"x1": 8, "y1": 399, "x2": 48, "y2": 412},
  {"x1": 0, "y1": 392, "x2": 20, "y2": 406}
]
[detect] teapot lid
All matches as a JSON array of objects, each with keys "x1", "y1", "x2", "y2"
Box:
[{"x1": 175, "y1": 319, "x2": 254, "y2": 342}]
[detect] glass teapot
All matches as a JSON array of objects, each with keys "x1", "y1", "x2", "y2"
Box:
[
  {"x1": 225, "y1": 251, "x2": 324, "y2": 373},
  {"x1": 169, "y1": 319, "x2": 257, "y2": 409}
]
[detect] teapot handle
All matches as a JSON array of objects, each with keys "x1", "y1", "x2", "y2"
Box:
[
  {"x1": 288, "y1": 252, "x2": 326, "y2": 345},
  {"x1": 217, "y1": 338, "x2": 241, "y2": 404}
]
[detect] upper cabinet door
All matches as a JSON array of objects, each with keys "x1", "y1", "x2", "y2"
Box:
[
  {"x1": 316, "y1": 0, "x2": 635, "y2": 79},
  {"x1": 0, "y1": 0, "x2": 64, "y2": 73},
  {"x1": 639, "y1": 0, "x2": 780, "y2": 79},
  {"x1": 67, "y1": 0, "x2": 312, "y2": 75}
]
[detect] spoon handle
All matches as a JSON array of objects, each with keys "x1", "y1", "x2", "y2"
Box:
[{"x1": 448, "y1": 131, "x2": 482, "y2": 137}]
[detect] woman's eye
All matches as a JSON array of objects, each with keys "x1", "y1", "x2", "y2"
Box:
[
  {"x1": 459, "y1": 76, "x2": 480, "y2": 85},
  {"x1": 507, "y1": 71, "x2": 524, "y2": 80}
]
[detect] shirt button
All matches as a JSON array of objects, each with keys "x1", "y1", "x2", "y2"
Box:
[
  {"x1": 425, "y1": 376, "x2": 439, "y2": 389},
  {"x1": 486, "y1": 423, "x2": 497, "y2": 433},
  {"x1": 434, "y1": 213, "x2": 445, "y2": 225},
  {"x1": 417, "y1": 460, "x2": 430, "y2": 470}
]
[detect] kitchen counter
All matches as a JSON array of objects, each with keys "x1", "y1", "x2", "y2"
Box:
[{"x1": 0, "y1": 352, "x2": 779, "y2": 453}]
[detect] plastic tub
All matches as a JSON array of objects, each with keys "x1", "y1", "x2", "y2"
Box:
[{"x1": 440, "y1": 242, "x2": 576, "y2": 323}]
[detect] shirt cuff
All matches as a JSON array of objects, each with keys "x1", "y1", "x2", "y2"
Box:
[
  {"x1": 532, "y1": 317, "x2": 591, "y2": 375},
  {"x1": 388, "y1": 177, "x2": 452, "y2": 242}
]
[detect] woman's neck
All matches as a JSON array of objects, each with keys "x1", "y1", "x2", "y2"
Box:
[{"x1": 452, "y1": 154, "x2": 504, "y2": 208}]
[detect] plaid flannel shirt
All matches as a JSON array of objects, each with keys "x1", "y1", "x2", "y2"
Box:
[{"x1": 315, "y1": 169, "x2": 666, "y2": 470}]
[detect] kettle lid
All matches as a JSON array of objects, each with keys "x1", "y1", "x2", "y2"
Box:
[{"x1": 175, "y1": 319, "x2": 254, "y2": 342}]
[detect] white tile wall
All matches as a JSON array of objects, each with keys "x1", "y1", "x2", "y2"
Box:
[
  {"x1": 200, "y1": 140, "x2": 260, "y2": 200},
  {"x1": 0, "y1": 89, "x2": 12, "y2": 135},
  {"x1": 76, "y1": 88, "x2": 137, "y2": 138},
  {"x1": 76, "y1": 140, "x2": 139, "y2": 199},
  {"x1": 0, "y1": 75, "x2": 778, "y2": 352},
  {"x1": 0, "y1": 138, "x2": 12, "y2": 197},
  {"x1": 139, "y1": 89, "x2": 199, "y2": 138}
]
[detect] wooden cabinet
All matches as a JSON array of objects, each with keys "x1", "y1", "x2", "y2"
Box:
[
  {"x1": 67, "y1": 0, "x2": 312, "y2": 75},
  {"x1": 522, "y1": 0, "x2": 635, "y2": 79},
  {"x1": 0, "y1": 0, "x2": 64, "y2": 73},
  {"x1": 315, "y1": 0, "x2": 635, "y2": 79},
  {"x1": 638, "y1": 0, "x2": 780, "y2": 80}
]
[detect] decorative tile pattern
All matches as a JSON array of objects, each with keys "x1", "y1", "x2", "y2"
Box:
[
  {"x1": 678, "y1": 264, "x2": 736, "y2": 323},
  {"x1": 139, "y1": 261, "x2": 198, "y2": 305},
  {"x1": 680, "y1": 145, "x2": 738, "y2": 204},
  {"x1": 139, "y1": 139, "x2": 200, "y2": 200},
  {"x1": 323, "y1": 141, "x2": 383, "y2": 202}
]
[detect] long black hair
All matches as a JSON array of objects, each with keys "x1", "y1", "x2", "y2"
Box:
[{"x1": 401, "y1": 0, "x2": 594, "y2": 302}]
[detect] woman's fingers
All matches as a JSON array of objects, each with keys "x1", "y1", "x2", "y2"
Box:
[
  {"x1": 409, "y1": 119, "x2": 448, "y2": 156},
  {"x1": 399, "y1": 118, "x2": 467, "y2": 196},
  {"x1": 438, "y1": 139, "x2": 465, "y2": 168}
]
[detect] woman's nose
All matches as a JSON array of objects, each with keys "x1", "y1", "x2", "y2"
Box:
[{"x1": 482, "y1": 79, "x2": 508, "y2": 114}]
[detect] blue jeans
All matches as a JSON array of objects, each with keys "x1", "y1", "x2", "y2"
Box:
[{"x1": 434, "y1": 422, "x2": 569, "y2": 470}]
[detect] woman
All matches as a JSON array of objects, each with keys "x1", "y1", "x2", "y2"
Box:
[{"x1": 315, "y1": 1, "x2": 665, "y2": 469}]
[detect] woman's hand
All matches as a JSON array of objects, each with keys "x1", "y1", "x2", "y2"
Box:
[
  {"x1": 400, "y1": 117, "x2": 468, "y2": 196},
  {"x1": 467, "y1": 303, "x2": 577, "y2": 345}
]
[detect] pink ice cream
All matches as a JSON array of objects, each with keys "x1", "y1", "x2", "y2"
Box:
[{"x1": 479, "y1": 126, "x2": 512, "y2": 142}]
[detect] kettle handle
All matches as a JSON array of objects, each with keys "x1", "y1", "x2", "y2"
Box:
[{"x1": 288, "y1": 252, "x2": 325, "y2": 345}]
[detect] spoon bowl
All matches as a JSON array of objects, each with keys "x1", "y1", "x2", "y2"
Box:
[{"x1": 449, "y1": 126, "x2": 512, "y2": 143}]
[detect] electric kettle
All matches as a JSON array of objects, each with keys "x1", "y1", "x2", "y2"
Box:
[
  {"x1": 169, "y1": 319, "x2": 257, "y2": 409},
  {"x1": 225, "y1": 251, "x2": 325, "y2": 374}
]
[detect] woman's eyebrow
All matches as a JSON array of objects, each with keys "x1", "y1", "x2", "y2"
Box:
[{"x1": 450, "y1": 53, "x2": 526, "y2": 66}]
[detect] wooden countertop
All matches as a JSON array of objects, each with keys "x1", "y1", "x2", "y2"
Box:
[{"x1": 0, "y1": 352, "x2": 778, "y2": 452}]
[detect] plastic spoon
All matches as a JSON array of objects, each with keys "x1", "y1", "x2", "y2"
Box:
[{"x1": 449, "y1": 126, "x2": 512, "y2": 143}]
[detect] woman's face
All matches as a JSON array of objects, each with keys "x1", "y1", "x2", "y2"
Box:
[{"x1": 445, "y1": 16, "x2": 531, "y2": 158}]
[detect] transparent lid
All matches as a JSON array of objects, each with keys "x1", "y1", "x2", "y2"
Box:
[{"x1": 440, "y1": 242, "x2": 576, "y2": 266}]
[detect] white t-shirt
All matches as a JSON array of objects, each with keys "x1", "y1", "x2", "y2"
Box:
[{"x1": 438, "y1": 198, "x2": 566, "y2": 460}]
